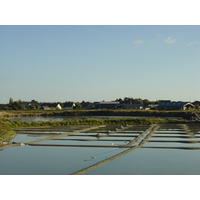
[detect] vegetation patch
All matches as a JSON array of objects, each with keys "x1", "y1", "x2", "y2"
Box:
[
  {"x1": 1, "y1": 117, "x2": 198, "y2": 127},
  {"x1": 1, "y1": 109, "x2": 200, "y2": 118},
  {"x1": 0, "y1": 119, "x2": 16, "y2": 142},
  {"x1": 1, "y1": 116, "x2": 200, "y2": 142}
]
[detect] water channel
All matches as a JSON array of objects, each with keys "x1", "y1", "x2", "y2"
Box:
[{"x1": 1, "y1": 117, "x2": 200, "y2": 175}]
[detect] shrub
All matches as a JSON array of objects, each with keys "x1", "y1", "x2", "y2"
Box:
[{"x1": 0, "y1": 119, "x2": 16, "y2": 141}]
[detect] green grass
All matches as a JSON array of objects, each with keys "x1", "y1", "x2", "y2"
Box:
[
  {"x1": 1, "y1": 109, "x2": 200, "y2": 118},
  {"x1": 0, "y1": 118, "x2": 16, "y2": 141},
  {"x1": 1, "y1": 116, "x2": 199, "y2": 142},
  {"x1": 1, "y1": 117, "x2": 197, "y2": 127}
]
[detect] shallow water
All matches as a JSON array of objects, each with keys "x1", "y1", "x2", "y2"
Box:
[
  {"x1": 9, "y1": 134, "x2": 49, "y2": 143},
  {"x1": 0, "y1": 145, "x2": 126, "y2": 175},
  {"x1": 36, "y1": 139, "x2": 128, "y2": 146},
  {"x1": 84, "y1": 148, "x2": 200, "y2": 175},
  {"x1": 143, "y1": 141, "x2": 200, "y2": 148},
  {"x1": 1, "y1": 124, "x2": 200, "y2": 175}
]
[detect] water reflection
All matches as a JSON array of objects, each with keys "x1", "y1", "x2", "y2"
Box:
[
  {"x1": 1, "y1": 124, "x2": 200, "y2": 175},
  {"x1": 0, "y1": 146, "x2": 126, "y2": 175},
  {"x1": 84, "y1": 148, "x2": 200, "y2": 175},
  {"x1": 10, "y1": 134, "x2": 48, "y2": 143}
]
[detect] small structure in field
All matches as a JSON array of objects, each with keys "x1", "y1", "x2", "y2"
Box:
[{"x1": 158, "y1": 101, "x2": 195, "y2": 111}]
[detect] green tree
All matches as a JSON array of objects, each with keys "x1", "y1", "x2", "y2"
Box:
[
  {"x1": 5, "y1": 100, "x2": 25, "y2": 110},
  {"x1": 9, "y1": 98, "x2": 14, "y2": 105},
  {"x1": 143, "y1": 99, "x2": 150, "y2": 107},
  {"x1": 74, "y1": 102, "x2": 82, "y2": 110},
  {"x1": 116, "y1": 98, "x2": 123, "y2": 103}
]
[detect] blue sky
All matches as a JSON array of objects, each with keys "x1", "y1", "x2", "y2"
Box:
[{"x1": 0, "y1": 25, "x2": 200, "y2": 103}]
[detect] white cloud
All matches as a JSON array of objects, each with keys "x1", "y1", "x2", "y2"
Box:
[
  {"x1": 133, "y1": 40, "x2": 144, "y2": 46},
  {"x1": 186, "y1": 41, "x2": 199, "y2": 46},
  {"x1": 164, "y1": 37, "x2": 176, "y2": 44}
]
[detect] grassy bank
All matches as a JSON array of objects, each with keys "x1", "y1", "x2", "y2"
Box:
[
  {"x1": 42, "y1": 109, "x2": 200, "y2": 117},
  {"x1": 0, "y1": 110, "x2": 47, "y2": 117},
  {"x1": 1, "y1": 109, "x2": 200, "y2": 118},
  {"x1": 0, "y1": 119, "x2": 16, "y2": 142},
  {"x1": 1, "y1": 117, "x2": 199, "y2": 128},
  {"x1": 1, "y1": 116, "x2": 200, "y2": 141}
]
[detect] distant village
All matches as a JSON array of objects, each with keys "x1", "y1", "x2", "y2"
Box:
[{"x1": 0, "y1": 97, "x2": 200, "y2": 111}]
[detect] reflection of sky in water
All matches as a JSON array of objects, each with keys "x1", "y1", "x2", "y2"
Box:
[
  {"x1": 37, "y1": 139, "x2": 129, "y2": 146},
  {"x1": 84, "y1": 148, "x2": 200, "y2": 175},
  {"x1": 156, "y1": 130, "x2": 184, "y2": 133},
  {"x1": 0, "y1": 146, "x2": 126, "y2": 175},
  {"x1": 10, "y1": 134, "x2": 48, "y2": 143},
  {"x1": 143, "y1": 142, "x2": 200, "y2": 147},
  {"x1": 101, "y1": 136, "x2": 135, "y2": 140},
  {"x1": 152, "y1": 134, "x2": 187, "y2": 137},
  {"x1": 149, "y1": 137, "x2": 200, "y2": 141},
  {"x1": 60, "y1": 136, "x2": 98, "y2": 140},
  {"x1": 2, "y1": 124, "x2": 200, "y2": 175}
]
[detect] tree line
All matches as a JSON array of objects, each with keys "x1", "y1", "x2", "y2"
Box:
[
  {"x1": 3, "y1": 97, "x2": 160, "y2": 110},
  {"x1": 3, "y1": 98, "x2": 82, "y2": 110},
  {"x1": 116, "y1": 97, "x2": 160, "y2": 107}
]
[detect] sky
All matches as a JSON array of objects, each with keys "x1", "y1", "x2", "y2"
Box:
[{"x1": 0, "y1": 25, "x2": 200, "y2": 104}]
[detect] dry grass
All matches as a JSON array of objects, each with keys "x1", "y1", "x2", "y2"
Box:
[{"x1": 1, "y1": 109, "x2": 199, "y2": 118}]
